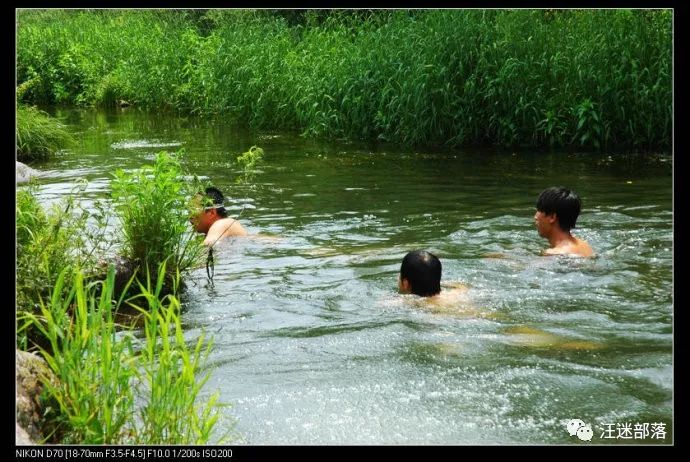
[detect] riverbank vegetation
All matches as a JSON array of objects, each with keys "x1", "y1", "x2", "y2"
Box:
[
  {"x1": 23, "y1": 266, "x2": 223, "y2": 443},
  {"x1": 16, "y1": 153, "x2": 224, "y2": 444},
  {"x1": 17, "y1": 9, "x2": 671, "y2": 151},
  {"x1": 17, "y1": 105, "x2": 74, "y2": 162},
  {"x1": 16, "y1": 184, "x2": 100, "y2": 351},
  {"x1": 111, "y1": 151, "x2": 205, "y2": 295}
]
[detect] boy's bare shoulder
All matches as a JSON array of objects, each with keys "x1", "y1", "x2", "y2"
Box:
[{"x1": 544, "y1": 238, "x2": 594, "y2": 257}]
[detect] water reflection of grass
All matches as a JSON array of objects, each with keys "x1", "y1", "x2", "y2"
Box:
[
  {"x1": 395, "y1": 342, "x2": 465, "y2": 365},
  {"x1": 267, "y1": 321, "x2": 419, "y2": 339}
]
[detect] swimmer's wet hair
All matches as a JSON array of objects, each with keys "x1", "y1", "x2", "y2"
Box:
[
  {"x1": 202, "y1": 186, "x2": 228, "y2": 218},
  {"x1": 536, "y1": 186, "x2": 581, "y2": 231},
  {"x1": 400, "y1": 250, "x2": 441, "y2": 297}
]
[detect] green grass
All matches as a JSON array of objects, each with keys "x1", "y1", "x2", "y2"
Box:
[
  {"x1": 17, "y1": 9, "x2": 672, "y2": 151},
  {"x1": 21, "y1": 264, "x2": 226, "y2": 444},
  {"x1": 110, "y1": 151, "x2": 205, "y2": 295},
  {"x1": 16, "y1": 185, "x2": 97, "y2": 350},
  {"x1": 235, "y1": 145, "x2": 264, "y2": 184},
  {"x1": 17, "y1": 151, "x2": 203, "y2": 348},
  {"x1": 16, "y1": 105, "x2": 74, "y2": 161},
  {"x1": 236, "y1": 145, "x2": 264, "y2": 170},
  {"x1": 17, "y1": 158, "x2": 224, "y2": 444},
  {"x1": 22, "y1": 269, "x2": 137, "y2": 443},
  {"x1": 131, "y1": 264, "x2": 224, "y2": 444}
]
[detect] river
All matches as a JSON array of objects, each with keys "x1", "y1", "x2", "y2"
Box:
[{"x1": 26, "y1": 107, "x2": 673, "y2": 445}]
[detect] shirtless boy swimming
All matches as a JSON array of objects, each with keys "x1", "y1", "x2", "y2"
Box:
[{"x1": 534, "y1": 186, "x2": 593, "y2": 257}]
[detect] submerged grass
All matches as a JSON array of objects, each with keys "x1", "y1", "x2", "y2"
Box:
[
  {"x1": 16, "y1": 9, "x2": 672, "y2": 151},
  {"x1": 235, "y1": 145, "x2": 264, "y2": 184}
]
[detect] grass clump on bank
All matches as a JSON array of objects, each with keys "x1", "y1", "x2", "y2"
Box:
[
  {"x1": 23, "y1": 265, "x2": 226, "y2": 444},
  {"x1": 17, "y1": 151, "x2": 204, "y2": 350},
  {"x1": 110, "y1": 151, "x2": 204, "y2": 295},
  {"x1": 16, "y1": 105, "x2": 74, "y2": 162},
  {"x1": 17, "y1": 9, "x2": 671, "y2": 151},
  {"x1": 134, "y1": 264, "x2": 223, "y2": 444},
  {"x1": 16, "y1": 185, "x2": 100, "y2": 351},
  {"x1": 17, "y1": 152, "x2": 225, "y2": 444}
]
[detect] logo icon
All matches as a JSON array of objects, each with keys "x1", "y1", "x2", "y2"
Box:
[{"x1": 566, "y1": 419, "x2": 593, "y2": 442}]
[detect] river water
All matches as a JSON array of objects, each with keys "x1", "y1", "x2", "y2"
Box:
[{"x1": 26, "y1": 107, "x2": 673, "y2": 445}]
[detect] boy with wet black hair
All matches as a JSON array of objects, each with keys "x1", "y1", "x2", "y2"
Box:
[
  {"x1": 534, "y1": 186, "x2": 593, "y2": 257},
  {"x1": 398, "y1": 250, "x2": 442, "y2": 297},
  {"x1": 396, "y1": 250, "x2": 478, "y2": 314}
]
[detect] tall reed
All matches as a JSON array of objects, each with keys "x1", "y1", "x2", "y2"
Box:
[
  {"x1": 17, "y1": 9, "x2": 672, "y2": 151},
  {"x1": 21, "y1": 264, "x2": 226, "y2": 444}
]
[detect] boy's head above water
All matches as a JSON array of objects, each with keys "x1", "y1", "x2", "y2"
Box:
[
  {"x1": 190, "y1": 186, "x2": 229, "y2": 234},
  {"x1": 399, "y1": 250, "x2": 441, "y2": 297},
  {"x1": 533, "y1": 186, "x2": 593, "y2": 257},
  {"x1": 535, "y1": 186, "x2": 581, "y2": 233}
]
